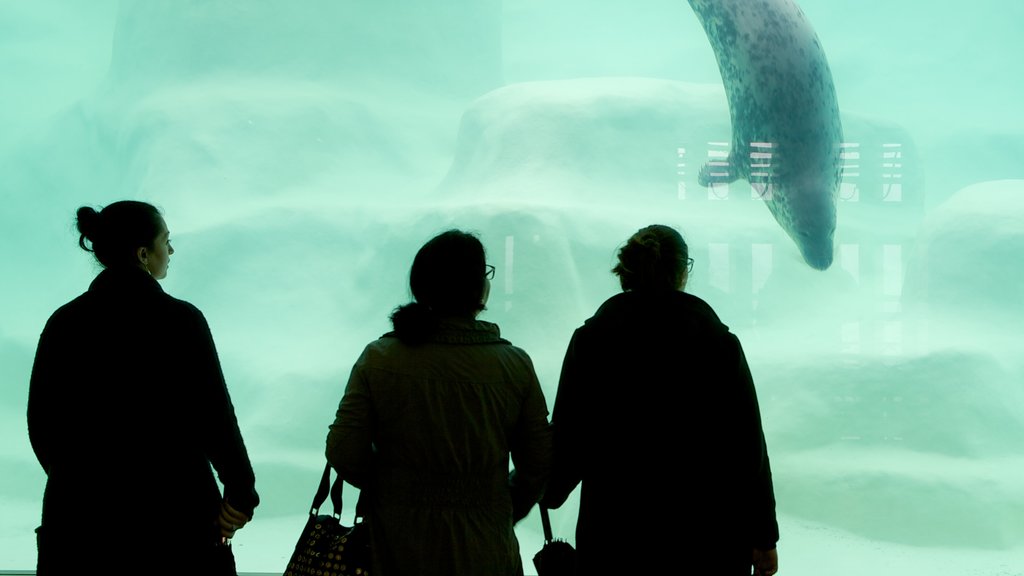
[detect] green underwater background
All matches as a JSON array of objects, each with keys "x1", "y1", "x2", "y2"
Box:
[{"x1": 1, "y1": 1, "x2": 1022, "y2": 573}]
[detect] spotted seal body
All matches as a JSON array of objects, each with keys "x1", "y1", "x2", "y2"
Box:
[{"x1": 689, "y1": 0, "x2": 843, "y2": 270}]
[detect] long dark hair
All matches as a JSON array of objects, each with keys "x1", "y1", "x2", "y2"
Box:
[
  {"x1": 390, "y1": 230, "x2": 488, "y2": 344},
  {"x1": 612, "y1": 224, "x2": 689, "y2": 292},
  {"x1": 76, "y1": 201, "x2": 163, "y2": 269}
]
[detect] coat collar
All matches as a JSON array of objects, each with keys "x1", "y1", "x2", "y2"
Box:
[
  {"x1": 590, "y1": 289, "x2": 724, "y2": 328},
  {"x1": 89, "y1": 266, "x2": 165, "y2": 295},
  {"x1": 383, "y1": 316, "x2": 506, "y2": 345},
  {"x1": 429, "y1": 316, "x2": 505, "y2": 345}
]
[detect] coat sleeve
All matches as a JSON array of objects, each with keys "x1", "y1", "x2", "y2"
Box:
[
  {"x1": 507, "y1": 352, "x2": 553, "y2": 523},
  {"x1": 27, "y1": 314, "x2": 64, "y2": 475},
  {"x1": 731, "y1": 335, "x2": 779, "y2": 550},
  {"x1": 326, "y1": 351, "x2": 375, "y2": 489},
  {"x1": 540, "y1": 329, "x2": 585, "y2": 509},
  {"x1": 192, "y1": 308, "x2": 260, "y2": 518}
]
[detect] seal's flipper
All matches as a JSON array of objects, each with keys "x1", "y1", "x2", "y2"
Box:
[{"x1": 697, "y1": 156, "x2": 740, "y2": 186}]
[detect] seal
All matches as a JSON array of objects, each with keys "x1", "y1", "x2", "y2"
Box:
[{"x1": 689, "y1": 0, "x2": 843, "y2": 270}]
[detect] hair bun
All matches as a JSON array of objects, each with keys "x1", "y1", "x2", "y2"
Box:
[
  {"x1": 612, "y1": 224, "x2": 688, "y2": 292},
  {"x1": 633, "y1": 233, "x2": 663, "y2": 261},
  {"x1": 75, "y1": 206, "x2": 102, "y2": 249}
]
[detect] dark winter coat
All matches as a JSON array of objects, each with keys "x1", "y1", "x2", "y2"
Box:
[
  {"x1": 541, "y1": 290, "x2": 778, "y2": 574},
  {"x1": 326, "y1": 317, "x2": 552, "y2": 576},
  {"x1": 27, "y1": 266, "x2": 259, "y2": 573}
]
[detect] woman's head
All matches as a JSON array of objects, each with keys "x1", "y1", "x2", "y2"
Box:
[
  {"x1": 612, "y1": 224, "x2": 690, "y2": 292},
  {"x1": 76, "y1": 201, "x2": 173, "y2": 278},
  {"x1": 390, "y1": 230, "x2": 490, "y2": 344},
  {"x1": 409, "y1": 229, "x2": 489, "y2": 316}
]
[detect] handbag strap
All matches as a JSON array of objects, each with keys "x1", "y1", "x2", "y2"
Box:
[
  {"x1": 539, "y1": 506, "x2": 554, "y2": 543},
  {"x1": 309, "y1": 462, "x2": 345, "y2": 517}
]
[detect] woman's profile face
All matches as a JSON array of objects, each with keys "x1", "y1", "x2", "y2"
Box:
[
  {"x1": 145, "y1": 217, "x2": 174, "y2": 279},
  {"x1": 480, "y1": 277, "x2": 491, "y2": 312}
]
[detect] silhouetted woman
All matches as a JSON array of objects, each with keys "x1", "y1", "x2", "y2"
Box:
[
  {"x1": 541, "y1": 224, "x2": 779, "y2": 575},
  {"x1": 28, "y1": 201, "x2": 259, "y2": 574},
  {"x1": 327, "y1": 229, "x2": 551, "y2": 576}
]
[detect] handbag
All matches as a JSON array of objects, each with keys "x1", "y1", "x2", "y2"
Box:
[
  {"x1": 285, "y1": 463, "x2": 372, "y2": 576},
  {"x1": 532, "y1": 506, "x2": 577, "y2": 576},
  {"x1": 210, "y1": 539, "x2": 238, "y2": 576}
]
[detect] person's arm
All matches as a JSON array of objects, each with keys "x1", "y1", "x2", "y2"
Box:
[
  {"x1": 752, "y1": 546, "x2": 779, "y2": 576},
  {"x1": 27, "y1": 315, "x2": 62, "y2": 474},
  {"x1": 508, "y1": 353, "x2": 552, "y2": 523},
  {"x1": 216, "y1": 499, "x2": 252, "y2": 539},
  {"x1": 539, "y1": 330, "x2": 586, "y2": 509},
  {"x1": 192, "y1": 308, "x2": 259, "y2": 519},
  {"x1": 326, "y1": 352, "x2": 374, "y2": 488},
  {"x1": 730, "y1": 335, "x2": 779, "y2": 554}
]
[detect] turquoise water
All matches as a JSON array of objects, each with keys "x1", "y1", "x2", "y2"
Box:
[{"x1": 2, "y1": 1, "x2": 1022, "y2": 573}]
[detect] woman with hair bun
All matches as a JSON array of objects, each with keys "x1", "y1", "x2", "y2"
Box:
[
  {"x1": 27, "y1": 201, "x2": 259, "y2": 574},
  {"x1": 326, "y1": 229, "x2": 552, "y2": 576},
  {"x1": 541, "y1": 224, "x2": 780, "y2": 575}
]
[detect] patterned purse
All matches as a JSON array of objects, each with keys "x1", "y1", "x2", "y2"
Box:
[{"x1": 285, "y1": 463, "x2": 371, "y2": 576}]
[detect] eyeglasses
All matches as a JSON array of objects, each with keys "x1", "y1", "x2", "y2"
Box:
[
  {"x1": 485, "y1": 264, "x2": 495, "y2": 279},
  {"x1": 686, "y1": 258, "x2": 694, "y2": 274}
]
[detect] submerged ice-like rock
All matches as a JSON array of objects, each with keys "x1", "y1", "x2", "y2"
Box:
[{"x1": 904, "y1": 179, "x2": 1024, "y2": 327}]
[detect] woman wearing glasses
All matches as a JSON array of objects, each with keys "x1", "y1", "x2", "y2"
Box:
[
  {"x1": 327, "y1": 229, "x2": 551, "y2": 576},
  {"x1": 541, "y1": 224, "x2": 779, "y2": 575}
]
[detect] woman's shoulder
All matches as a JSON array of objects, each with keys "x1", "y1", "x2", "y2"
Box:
[
  {"x1": 370, "y1": 321, "x2": 523, "y2": 353},
  {"x1": 492, "y1": 339, "x2": 536, "y2": 370},
  {"x1": 588, "y1": 289, "x2": 719, "y2": 318},
  {"x1": 40, "y1": 293, "x2": 90, "y2": 333},
  {"x1": 581, "y1": 290, "x2": 730, "y2": 338},
  {"x1": 162, "y1": 292, "x2": 204, "y2": 315},
  {"x1": 367, "y1": 321, "x2": 536, "y2": 368},
  {"x1": 673, "y1": 291, "x2": 725, "y2": 323},
  {"x1": 144, "y1": 289, "x2": 207, "y2": 326},
  {"x1": 352, "y1": 333, "x2": 410, "y2": 368}
]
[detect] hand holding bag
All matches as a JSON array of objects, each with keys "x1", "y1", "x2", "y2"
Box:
[
  {"x1": 532, "y1": 506, "x2": 577, "y2": 576},
  {"x1": 285, "y1": 463, "x2": 371, "y2": 576}
]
